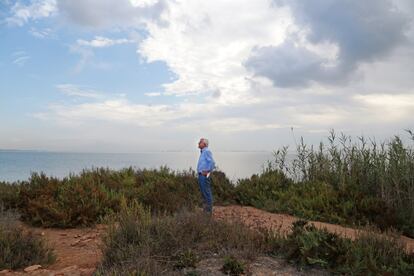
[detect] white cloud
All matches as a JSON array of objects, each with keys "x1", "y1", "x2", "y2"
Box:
[
  {"x1": 5, "y1": 0, "x2": 414, "y2": 151},
  {"x1": 69, "y1": 44, "x2": 94, "y2": 73},
  {"x1": 35, "y1": 98, "x2": 199, "y2": 127},
  {"x1": 129, "y1": 0, "x2": 159, "y2": 8},
  {"x1": 29, "y1": 27, "x2": 53, "y2": 38},
  {"x1": 56, "y1": 84, "x2": 103, "y2": 99},
  {"x1": 139, "y1": 0, "x2": 293, "y2": 104},
  {"x1": 354, "y1": 93, "x2": 414, "y2": 122},
  {"x1": 6, "y1": 0, "x2": 56, "y2": 26},
  {"x1": 11, "y1": 51, "x2": 30, "y2": 66},
  {"x1": 57, "y1": 0, "x2": 167, "y2": 28},
  {"x1": 144, "y1": 92, "x2": 162, "y2": 97},
  {"x1": 77, "y1": 36, "x2": 133, "y2": 48}
]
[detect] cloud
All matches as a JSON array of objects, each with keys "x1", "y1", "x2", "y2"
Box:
[
  {"x1": 69, "y1": 44, "x2": 94, "y2": 73},
  {"x1": 11, "y1": 51, "x2": 30, "y2": 66},
  {"x1": 35, "y1": 98, "x2": 198, "y2": 127},
  {"x1": 56, "y1": 84, "x2": 104, "y2": 99},
  {"x1": 29, "y1": 27, "x2": 53, "y2": 38},
  {"x1": 139, "y1": 0, "x2": 293, "y2": 103},
  {"x1": 246, "y1": 0, "x2": 410, "y2": 88},
  {"x1": 354, "y1": 93, "x2": 414, "y2": 122},
  {"x1": 144, "y1": 92, "x2": 162, "y2": 97},
  {"x1": 76, "y1": 36, "x2": 133, "y2": 48},
  {"x1": 57, "y1": 0, "x2": 167, "y2": 29},
  {"x1": 5, "y1": 0, "x2": 57, "y2": 26},
  {"x1": 4, "y1": 0, "x2": 413, "y2": 151}
]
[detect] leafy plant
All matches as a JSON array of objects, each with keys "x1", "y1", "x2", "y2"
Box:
[{"x1": 221, "y1": 256, "x2": 245, "y2": 275}]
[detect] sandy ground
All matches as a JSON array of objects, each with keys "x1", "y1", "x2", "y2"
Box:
[{"x1": 2, "y1": 205, "x2": 414, "y2": 275}]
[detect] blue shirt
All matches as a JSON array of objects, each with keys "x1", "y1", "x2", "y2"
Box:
[{"x1": 197, "y1": 147, "x2": 215, "y2": 173}]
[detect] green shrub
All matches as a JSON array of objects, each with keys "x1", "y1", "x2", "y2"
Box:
[
  {"x1": 210, "y1": 171, "x2": 236, "y2": 205},
  {"x1": 18, "y1": 172, "x2": 121, "y2": 227},
  {"x1": 265, "y1": 220, "x2": 414, "y2": 275},
  {"x1": 16, "y1": 167, "x2": 236, "y2": 227},
  {"x1": 0, "y1": 182, "x2": 19, "y2": 210},
  {"x1": 0, "y1": 208, "x2": 55, "y2": 270},
  {"x1": 340, "y1": 231, "x2": 414, "y2": 275},
  {"x1": 271, "y1": 131, "x2": 414, "y2": 237},
  {"x1": 273, "y1": 220, "x2": 349, "y2": 269},
  {"x1": 221, "y1": 256, "x2": 245, "y2": 275},
  {"x1": 235, "y1": 169, "x2": 292, "y2": 209},
  {"x1": 174, "y1": 249, "x2": 199, "y2": 269},
  {"x1": 97, "y1": 204, "x2": 264, "y2": 275}
]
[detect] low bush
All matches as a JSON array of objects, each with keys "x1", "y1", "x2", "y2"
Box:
[
  {"x1": 0, "y1": 208, "x2": 55, "y2": 270},
  {"x1": 0, "y1": 182, "x2": 19, "y2": 210},
  {"x1": 266, "y1": 220, "x2": 414, "y2": 275},
  {"x1": 221, "y1": 256, "x2": 245, "y2": 276},
  {"x1": 18, "y1": 172, "x2": 121, "y2": 227},
  {"x1": 16, "y1": 167, "x2": 236, "y2": 227},
  {"x1": 235, "y1": 169, "x2": 292, "y2": 210},
  {"x1": 96, "y1": 203, "x2": 264, "y2": 275}
]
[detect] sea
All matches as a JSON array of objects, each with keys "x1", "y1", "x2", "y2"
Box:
[{"x1": 0, "y1": 150, "x2": 275, "y2": 183}]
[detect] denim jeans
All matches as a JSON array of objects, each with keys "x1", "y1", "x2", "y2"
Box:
[{"x1": 198, "y1": 174, "x2": 213, "y2": 213}]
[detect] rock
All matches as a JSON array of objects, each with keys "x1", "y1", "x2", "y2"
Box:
[
  {"x1": 70, "y1": 240, "x2": 80, "y2": 246},
  {"x1": 81, "y1": 238, "x2": 92, "y2": 244},
  {"x1": 55, "y1": 265, "x2": 80, "y2": 275},
  {"x1": 0, "y1": 269, "x2": 10, "y2": 274},
  {"x1": 80, "y1": 268, "x2": 95, "y2": 276},
  {"x1": 24, "y1": 265, "x2": 42, "y2": 273}
]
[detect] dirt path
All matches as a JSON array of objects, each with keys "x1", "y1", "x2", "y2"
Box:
[
  {"x1": 3, "y1": 205, "x2": 414, "y2": 275},
  {"x1": 2, "y1": 225, "x2": 107, "y2": 276},
  {"x1": 214, "y1": 205, "x2": 414, "y2": 254}
]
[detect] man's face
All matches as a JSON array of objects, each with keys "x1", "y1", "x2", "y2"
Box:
[{"x1": 198, "y1": 139, "x2": 205, "y2": 149}]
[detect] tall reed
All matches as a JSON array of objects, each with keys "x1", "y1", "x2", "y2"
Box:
[{"x1": 273, "y1": 130, "x2": 414, "y2": 236}]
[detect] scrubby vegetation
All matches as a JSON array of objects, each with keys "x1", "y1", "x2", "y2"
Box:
[
  {"x1": 14, "y1": 167, "x2": 234, "y2": 227},
  {"x1": 236, "y1": 131, "x2": 414, "y2": 237},
  {"x1": 95, "y1": 203, "x2": 414, "y2": 275},
  {"x1": 2, "y1": 131, "x2": 412, "y2": 235},
  {"x1": 96, "y1": 202, "x2": 264, "y2": 275},
  {"x1": 0, "y1": 207, "x2": 55, "y2": 270},
  {"x1": 0, "y1": 181, "x2": 19, "y2": 210},
  {"x1": 1, "y1": 131, "x2": 414, "y2": 274},
  {"x1": 266, "y1": 220, "x2": 414, "y2": 275}
]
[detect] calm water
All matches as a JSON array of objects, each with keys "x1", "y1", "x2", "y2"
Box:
[{"x1": 0, "y1": 151, "x2": 274, "y2": 183}]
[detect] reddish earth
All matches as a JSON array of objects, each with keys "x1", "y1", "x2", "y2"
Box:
[{"x1": 2, "y1": 205, "x2": 414, "y2": 275}]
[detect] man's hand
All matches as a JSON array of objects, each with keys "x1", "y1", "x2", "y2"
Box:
[{"x1": 202, "y1": 171, "x2": 209, "y2": 176}]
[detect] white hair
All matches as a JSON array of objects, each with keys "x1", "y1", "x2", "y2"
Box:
[{"x1": 201, "y1": 138, "x2": 209, "y2": 146}]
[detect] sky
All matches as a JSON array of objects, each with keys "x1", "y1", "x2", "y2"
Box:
[{"x1": 1, "y1": 0, "x2": 414, "y2": 152}]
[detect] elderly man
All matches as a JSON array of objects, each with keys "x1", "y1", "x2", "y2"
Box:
[{"x1": 197, "y1": 138, "x2": 216, "y2": 214}]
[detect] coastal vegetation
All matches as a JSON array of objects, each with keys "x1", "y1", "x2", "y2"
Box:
[
  {"x1": 96, "y1": 203, "x2": 414, "y2": 275},
  {"x1": 0, "y1": 207, "x2": 55, "y2": 270},
  {"x1": 237, "y1": 131, "x2": 414, "y2": 237},
  {"x1": 1, "y1": 132, "x2": 414, "y2": 273}
]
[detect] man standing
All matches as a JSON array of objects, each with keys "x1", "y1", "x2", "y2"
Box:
[{"x1": 197, "y1": 138, "x2": 216, "y2": 214}]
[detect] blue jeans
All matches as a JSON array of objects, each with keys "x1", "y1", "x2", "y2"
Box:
[{"x1": 198, "y1": 174, "x2": 213, "y2": 213}]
